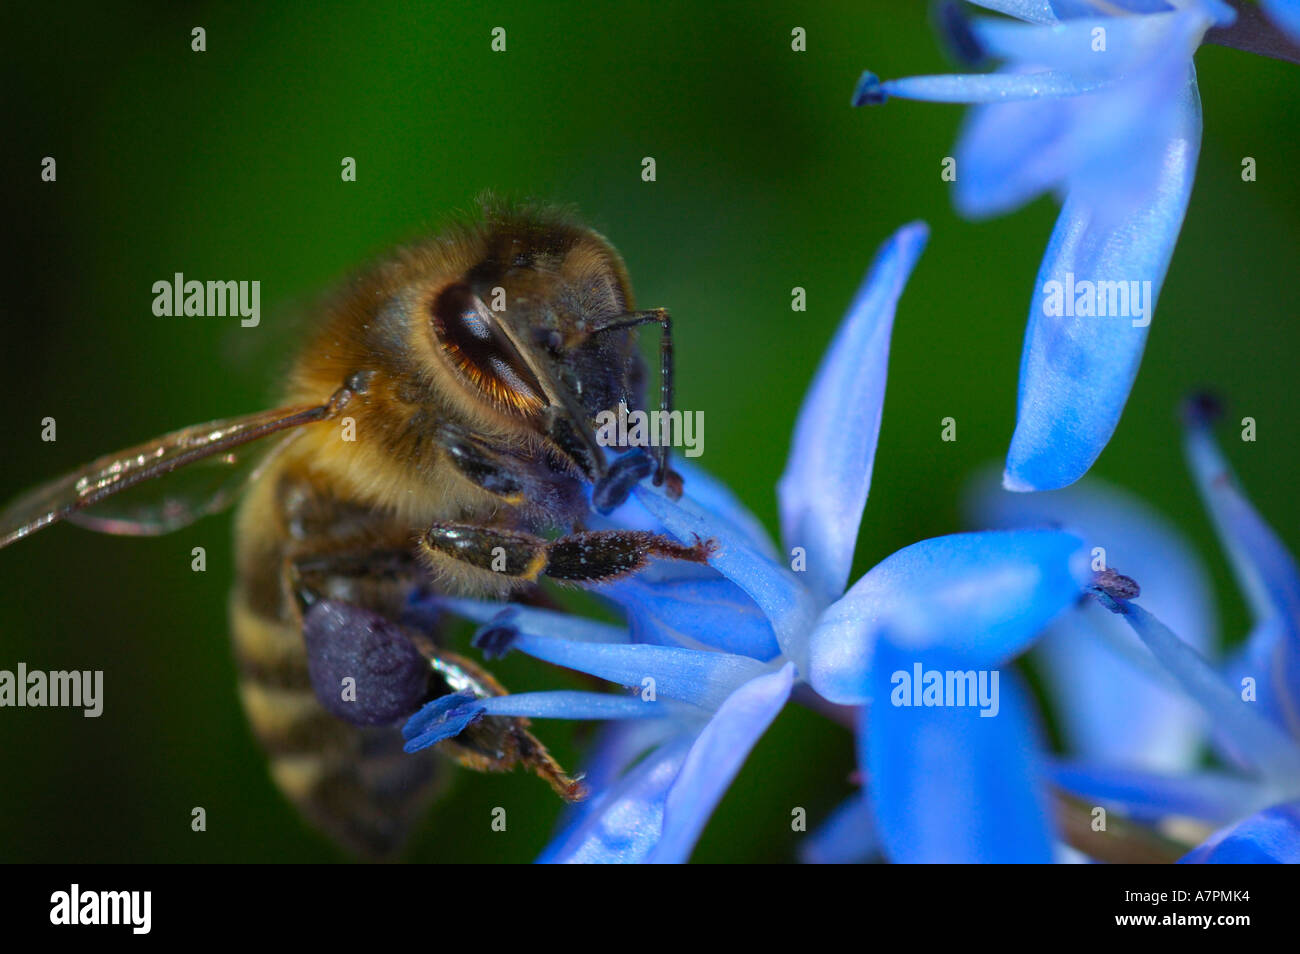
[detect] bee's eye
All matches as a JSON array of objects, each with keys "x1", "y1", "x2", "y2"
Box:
[{"x1": 430, "y1": 283, "x2": 547, "y2": 415}]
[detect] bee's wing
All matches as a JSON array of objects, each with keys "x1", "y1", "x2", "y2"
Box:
[
  {"x1": 0, "y1": 396, "x2": 347, "y2": 549},
  {"x1": 64, "y1": 429, "x2": 299, "y2": 537}
]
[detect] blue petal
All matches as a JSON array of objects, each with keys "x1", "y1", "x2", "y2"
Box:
[
  {"x1": 776, "y1": 221, "x2": 928, "y2": 604},
  {"x1": 476, "y1": 691, "x2": 685, "y2": 721},
  {"x1": 969, "y1": 472, "x2": 1214, "y2": 770},
  {"x1": 1002, "y1": 73, "x2": 1202, "y2": 491},
  {"x1": 866, "y1": 655, "x2": 1054, "y2": 862},
  {"x1": 596, "y1": 456, "x2": 778, "y2": 560},
  {"x1": 1223, "y1": 620, "x2": 1298, "y2": 752},
  {"x1": 965, "y1": 0, "x2": 1059, "y2": 23},
  {"x1": 809, "y1": 529, "x2": 1087, "y2": 705},
  {"x1": 636, "y1": 483, "x2": 819, "y2": 665},
  {"x1": 973, "y1": 12, "x2": 1200, "y2": 78},
  {"x1": 1052, "y1": 761, "x2": 1269, "y2": 824},
  {"x1": 647, "y1": 664, "x2": 795, "y2": 863},
  {"x1": 1039, "y1": 603, "x2": 1211, "y2": 771},
  {"x1": 1050, "y1": 0, "x2": 1233, "y2": 20},
  {"x1": 599, "y1": 572, "x2": 782, "y2": 660},
  {"x1": 864, "y1": 69, "x2": 1101, "y2": 104},
  {"x1": 955, "y1": 9, "x2": 1209, "y2": 219},
  {"x1": 538, "y1": 733, "x2": 694, "y2": 864},
  {"x1": 429, "y1": 597, "x2": 631, "y2": 644},
  {"x1": 1262, "y1": 0, "x2": 1300, "y2": 41},
  {"x1": 1050, "y1": 0, "x2": 1188, "y2": 16},
  {"x1": 668, "y1": 458, "x2": 779, "y2": 558},
  {"x1": 800, "y1": 792, "x2": 878, "y2": 864},
  {"x1": 1059, "y1": 27, "x2": 1209, "y2": 216},
  {"x1": 507, "y1": 631, "x2": 773, "y2": 709},
  {"x1": 539, "y1": 719, "x2": 683, "y2": 862},
  {"x1": 1185, "y1": 408, "x2": 1300, "y2": 737},
  {"x1": 570, "y1": 720, "x2": 680, "y2": 796},
  {"x1": 1094, "y1": 596, "x2": 1300, "y2": 783},
  {"x1": 953, "y1": 84, "x2": 1077, "y2": 219},
  {"x1": 1180, "y1": 800, "x2": 1300, "y2": 864}
]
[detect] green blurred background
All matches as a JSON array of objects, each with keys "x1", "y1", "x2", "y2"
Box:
[{"x1": 2, "y1": 1, "x2": 1297, "y2": 862}]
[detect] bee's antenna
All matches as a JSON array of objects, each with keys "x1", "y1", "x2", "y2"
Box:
[{"x1": 585, "y1": 309, "x2": 674, "y2": 487}]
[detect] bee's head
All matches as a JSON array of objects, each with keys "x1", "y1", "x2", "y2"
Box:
[
  {"x1": 421, "y1": 205, "x2": 656, "y2": 482},
  {"x1": 293, "y1": 201, "x2": 671, "y2": 502}
]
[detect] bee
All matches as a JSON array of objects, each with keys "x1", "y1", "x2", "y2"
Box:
[{"x1": 0, "y1": 198, "x2": 711, "y2": 858}]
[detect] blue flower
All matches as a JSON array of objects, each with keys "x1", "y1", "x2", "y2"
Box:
[
  {"x1": 1180, "y1": 802, "x2": 1300, "y2": 863},
  {"x1": 970, "y1": 469, "x2": 1216, "y2": 773},
  {"x1": 855, "y1": 0, "x2": 1236, "y2": 491},
  {"x1": 1261, "y1": 0, "x2": 1300, "y2": 43},
  {"x1": 973, "y1": 395, "x2": 1300, "y2": 863},
  {"x1": 403, "y1": 221, "x2": 1092, "y2": 862}
]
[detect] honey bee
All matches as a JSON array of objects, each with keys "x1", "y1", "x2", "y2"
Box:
[{"x1": 0, "y1": 198, "x2": 710, "y2": 858}]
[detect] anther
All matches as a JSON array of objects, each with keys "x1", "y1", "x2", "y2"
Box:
[
  {"x1": 473, "y1": 622, "x2": 520, "y2": 660},
  {"x1": 1090, "y1": 567, "x2": 1141, "y2": 602},
  {"x1": 1181, "y1": 390, "x2": 1224, "y2": 428},
  {"x1": 592, "y1": 449, "x2": 655, "y2": 514},
  {"x1": 852, "y1": 71, "x2": 888, "y2": 107}
]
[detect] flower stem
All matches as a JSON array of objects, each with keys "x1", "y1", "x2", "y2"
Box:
[{"x1": 1054, "y1": 793, "x2": 1192, "y2": 864}]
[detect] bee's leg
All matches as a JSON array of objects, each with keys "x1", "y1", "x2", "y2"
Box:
[
  {"x1": 421, "y1": 648, "x2": 586, "y2": 801},
  {"x1": 437, "y1": 424, "x2": 529, "y2": 505},
  {"x1": 289, "y1": 546, "x2": 424, "y2": 612},
  {"x1": 438, "y1": 422, "x2": 582, "y2": 507},
  {"x1": 284, "y1": 547, "x2": 444, "y2": 724},
  {"x1": 287, "y1": 548, "x2": 582, "y2": 800},
  {"x1": 420, "y1": 524, "x2": 715, "y2": 588},
  {"x1": 543, "y1": 529, "x2": 714, "y2": 583}
]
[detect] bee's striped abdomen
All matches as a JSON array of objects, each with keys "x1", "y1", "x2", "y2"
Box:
[{"x1": 228, "y1": 467, "x2": 442, "y2": 859}]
